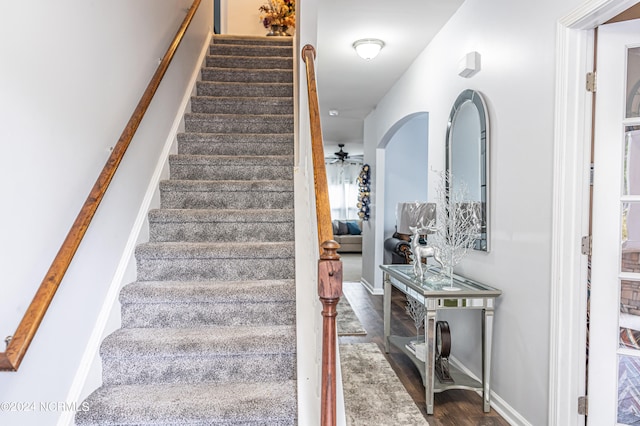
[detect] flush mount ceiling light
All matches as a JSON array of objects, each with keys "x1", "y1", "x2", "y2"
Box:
[{"x1": 353, "y1": 39, "x2": 385, "y2": 60}]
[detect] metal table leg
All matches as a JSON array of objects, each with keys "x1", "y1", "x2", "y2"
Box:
[
  {"x1": 482, "y1": 307, "x2": 495, "y2": 413},
  {"x1": 383, "y1": 273, "x2": 391, "y2": 353},
  {"x1": 425, "y1": 299, "x2": 437, "y2": 415}
]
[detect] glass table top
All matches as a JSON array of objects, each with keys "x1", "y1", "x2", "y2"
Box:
[{"x1": 380, "y1": 264, "x2": 502, "y2": 298}]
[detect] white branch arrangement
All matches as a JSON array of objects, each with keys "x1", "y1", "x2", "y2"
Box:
[
  {"x1": 405, "y1": 295, "x2": 427, "y2": 340},
  {"x1": 429, "y1": 170, "x2": 481, "y2": 288}
]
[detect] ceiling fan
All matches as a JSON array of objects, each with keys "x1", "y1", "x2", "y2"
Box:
[
  {"x1": 332, "y1": 144, "x2": 349, "y2": 163},
  {"x1": 327, "y1": 144, "x2": 364, "y2": 164}
]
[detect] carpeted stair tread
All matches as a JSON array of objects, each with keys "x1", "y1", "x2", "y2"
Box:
[
  {"x1": 191, "y1": 95, "x2": 293, "y2": 114},
  {"x1": 160, "y1": 179, "x2": 293, "y2": 191},
  {"x1": 136, "y1": 241, "x2": 294, "y2": 259},
  {"x1": 184, "y1": 112, "x2": 293, "y2": 133},
  {"x1": 75, "y1": 380, "x2": 297, "y2": 425},
  {"x1": 136, "y1": 259, "x2": 294, "y2": 282},
  {"x1": 98, "y1": 326, "x2": 296, "y2": 385},
  {"x1": 120, "y1": 300, "x2": 295, "y2": 328},
  {"x1": 119, "y1": 280, "x2": 295, "y2": 328},
  {"x1": 102, "y1": 351, "x2": 296, "y2": 386},
  {"x1": 177, "y1": 132, "x2": 294, "y2": 156},
  {"x1": 148, "y1": 208, "x2": 294, "y2": 223},
  {"x1": 135, "y1": 242, "x2": 294, "y2": 281},
  {"x1": 119, "y1": 280, "x2": 296, "y2": 328},
  {"x1": 101, "y1": 325, "x2": 296, "y2": 357},
  {"x1": 158, "y1": 179, "x2": 294, "y2": 211},
  {"x1": 212, "y1": 34, "x2": 293, "y2": 46},
  {"x1": 169, "y1": 154, "x2": 294, "y2": 166},
  {"x1": 209, "y1": 44, "x2": 293, "y2": 57},
  {"x1": 183, "y1": 111, "x2": 294, "y2": 120},
  {"x1": 201, "y1": 67, "x2": 293, "y2": 83},
  {"x1": 196, "y1": 81, "x2": 293, "y2": 98},
  {"x1": 148, "y1": 208, "x2": 294, "y2": 242},
  {"x1": 120, "y1": 279, "x2": 295, "y2": 304},
  {"x1": 177, "y1": 132, "x2": 293, "y2": 144},
  {"x1": 206, "y1": 55, "x2": 293, "y2": 70},
  {"x1": 168, "y1": 154, "x2": 293, "y2": 181},
  {"x1": 159, "y1": 181, "x2": 294, "y2": 210}
]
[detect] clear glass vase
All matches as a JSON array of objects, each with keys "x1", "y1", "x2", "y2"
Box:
[{"x1": 267, "y1": 25, "x2": 289, "y2": 36}]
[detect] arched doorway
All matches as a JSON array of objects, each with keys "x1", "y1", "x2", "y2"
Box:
[{"x1": 360, "y1": 112, "x2": 430, "y2": 295}]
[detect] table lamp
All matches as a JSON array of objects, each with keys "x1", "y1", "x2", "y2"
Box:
[{"x1": 396, "y1": 202, "x2": 436, "y2": 238}]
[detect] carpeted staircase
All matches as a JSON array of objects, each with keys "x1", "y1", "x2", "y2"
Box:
[{"x1": 76, "y1": 35, "x2": 297, "y2": 425}]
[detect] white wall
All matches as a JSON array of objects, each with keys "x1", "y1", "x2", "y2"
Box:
[
  {"x1": 383, "y1": 113, "x2": 429, "y2": 243},
  {"x1": 360, "y1": 121, "x2": 382, "y2": 293},
  {"x1": 362, "y1": 0, "x2": 584, "y2": 423},
  {"x1": 0, "y1": 1, "x2": 213, "y2": 424},
  {"x1": 222, "y1": 0, "x2": 269, "y2": 36}
]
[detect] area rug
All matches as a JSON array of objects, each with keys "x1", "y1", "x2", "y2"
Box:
[
  {"x1": 337, "y1": 289, "x2": 366, "y2": 336},
  {"x1": 339, "y1": 343, "x2": 428, "y2": 425}
]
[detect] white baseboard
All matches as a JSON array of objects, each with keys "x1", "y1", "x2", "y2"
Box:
[
  {"x1": 360, "y1": 278, "x2": 383, "y2": 295},
  {"x1": 58, "y1": 32, "x2": 212, "y2": 426},
  {"x1": 449, "y1": 355, "x2": 531, "y2": 426}
]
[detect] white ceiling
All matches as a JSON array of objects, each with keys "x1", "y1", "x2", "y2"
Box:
[{"x1": 316, "y1": 0, "x2": 464, "y2": 160}]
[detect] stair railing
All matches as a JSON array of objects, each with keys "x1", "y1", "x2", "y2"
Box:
[
  {"x1": 301, "y1": 44, "x2": 343, "y2": 426},
  {"x1": 0, "y1": 0, "x2": 202, "y2": 372}
]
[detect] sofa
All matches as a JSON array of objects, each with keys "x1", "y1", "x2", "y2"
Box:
[
  {"x1": 384, "y1": 234, "x2": 412, "y2": 264},
  {"x1": 332, "y1": 220, "x2": 363, "y2": 253}
]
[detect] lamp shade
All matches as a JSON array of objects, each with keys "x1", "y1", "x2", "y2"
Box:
[
  {"x1": 353, "y1": 39, "x2": 384, "y2": 60},
  {"x1": 396, "y1": 202, "x2": 436, "y2": 234}
]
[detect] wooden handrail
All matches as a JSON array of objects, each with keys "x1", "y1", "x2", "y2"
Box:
[
  {"x1": 0, "y1": 0, "x2": 202, "y2": 372},
  {"x1": 302, "y1": 44, "x2": 344, "y2": 426},
  {"x1": 302, "y1": 45, "x2": 334, "y2": 247}
]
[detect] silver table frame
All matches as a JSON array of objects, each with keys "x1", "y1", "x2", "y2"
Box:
[{"x1": 381, "y1": 264, "x2": 501, "y2": 415}]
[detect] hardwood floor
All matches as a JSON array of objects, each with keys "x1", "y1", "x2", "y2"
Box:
[{"x1": 340, "y1": 279, "x2": 510, "y2": 426}]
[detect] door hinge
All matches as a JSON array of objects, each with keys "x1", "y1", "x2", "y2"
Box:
[
  {"x1": 578, "y1": 395, "x2": 588, "y2": 415},
  {"x1": 586, "y1": 72, "x2": 597, "y2": 93},
  {"x1": 581, "y1": 235, "x2": 592, "y2": 256}
]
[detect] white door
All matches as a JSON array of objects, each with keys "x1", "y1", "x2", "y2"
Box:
[{"x1": 589, "y1": 19, "x2": 640, "y2": 425}]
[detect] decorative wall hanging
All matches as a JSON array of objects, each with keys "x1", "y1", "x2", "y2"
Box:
[{"x1": 357, "y1": 164, "x2": 371, "y2": 221}]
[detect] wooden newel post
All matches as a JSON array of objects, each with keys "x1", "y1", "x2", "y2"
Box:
[{"x1": 318, "y1": 240, "x2": 343, "y2": 426}]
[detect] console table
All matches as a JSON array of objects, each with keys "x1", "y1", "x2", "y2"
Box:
[{"x1": 380, "y1": 264, "x2": 501, "y2": 415}]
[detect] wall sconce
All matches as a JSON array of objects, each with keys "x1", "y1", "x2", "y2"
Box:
[
  {"x1": 353, "y1": 39, "x2": 385, "y2": 60},
  {"x1": 458, "y1": 51, "x2": 481, "y2": 78}
]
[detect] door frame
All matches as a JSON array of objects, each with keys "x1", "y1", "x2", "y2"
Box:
[{"x1": 550, "y1": 0, "x2": 640, "y2": 425}]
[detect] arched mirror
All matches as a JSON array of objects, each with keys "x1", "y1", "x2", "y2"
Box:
[{"x1": 445, "y1": 89, "x2": 489, "y2": 251}]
